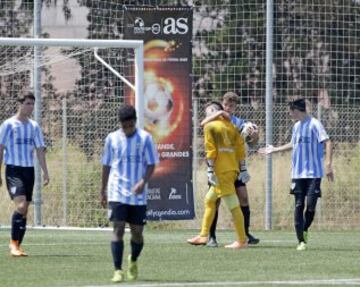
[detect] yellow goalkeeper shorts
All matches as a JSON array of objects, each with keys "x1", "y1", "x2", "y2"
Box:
[{"x1": 213, "y1": 171, "x2": 238, "y2": 197}]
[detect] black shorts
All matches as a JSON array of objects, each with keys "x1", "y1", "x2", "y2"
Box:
[
  {"x1": 108, "y1": 202, "x2": 147, "y2": 226},
  {"x1": 5, "y1": 165, "x2": 35, "y2": 201},
  {"x1": 234, "y1": 179, "x2": 246, "y2": 188},
  {"x1": 290, "y1": 178, "x2": 322, "y2": 198}
]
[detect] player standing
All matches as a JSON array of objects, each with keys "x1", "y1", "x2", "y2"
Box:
[
  {"x1": 258, "y1": 98, "x2": 334, "y2": 250},
  {"x1": 0, "y1": 92, "x2": 49, "y2": 257},
  {"x1": 187, "y1": 101, "x2": 247, "y2": 249},
  {"x1": 100, "y1": 104, "x2": 159, "y2": 282},
  {"x1": 201, "y1": 92, "x2": 260, "y2": 246}
]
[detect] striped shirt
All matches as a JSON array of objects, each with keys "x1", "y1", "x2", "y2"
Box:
[
  {"x1": 102, "y1": 128, "x2": 159, "y2": 205},
  {"x1": 231, "y1": 115, "x2": 246, "y2": 132},
  {"x1": 0, "y1": 117, "x2": 45, "y2": 167},
  {"x1": 291, "y1": 116, "x2": 329, "y2": 179}
]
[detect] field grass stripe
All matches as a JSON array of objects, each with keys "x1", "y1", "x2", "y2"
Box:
[{"x1": 84, "y1": 278, "x2": 360, "y2": 287}]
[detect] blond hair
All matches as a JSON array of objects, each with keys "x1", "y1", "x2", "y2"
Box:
[{"x1": 222, "y1": 91, "x2": 238, "y2": 103}]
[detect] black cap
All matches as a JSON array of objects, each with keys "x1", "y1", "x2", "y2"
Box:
[{"x1": 289, "y1": 98, "x2": 306, "y2": 112}]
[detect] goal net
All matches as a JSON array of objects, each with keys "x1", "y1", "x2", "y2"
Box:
[{"x1": 0, "y1": 37, "x2": 143, "y2": 228}]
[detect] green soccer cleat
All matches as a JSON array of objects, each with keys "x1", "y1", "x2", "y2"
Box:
[
  {"x1": 127, "y1": 255, "x2": 138, "y2": 281},
  {"x1": 296, "y1": 241, "x2": 307, "y2": 251},
  {"x1": 111, "y1": 270, "x2": 124, "y2": 283},
  {"x1": 303, "y1": 231, "x2": 309, "y2": 243}
]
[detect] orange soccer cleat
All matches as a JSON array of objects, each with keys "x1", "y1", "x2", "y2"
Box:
[
  {"x1": 224, "y1": 240, "x2": 248, "y2": 249},
  {"x1": 186, "y1": 235, "x2": 208, "y2": 245},
  {"x1": 9, "y1": 240, "x2": 23, "y2": 257}
]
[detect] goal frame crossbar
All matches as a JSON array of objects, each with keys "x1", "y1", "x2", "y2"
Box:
[{"x1": 0, "y1": 37, "x2": 145, "y2": 127}]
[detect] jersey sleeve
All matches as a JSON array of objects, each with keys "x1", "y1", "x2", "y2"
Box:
[
  {"x1": 315, "y1": 120, "x2": 329, "y2": 143},
  {"x1": 101, "y1": 135, "x2": 113, "y2": 166},
  {"x1": 235, "y1": 131, "x2": 246, "y2": 161},
  {"x1": 33, "y1": 123, "x2": 46, "y2": 148},
  {"x1": 144, "y1": 134, "x2": 159, "y2": 165},
  {"x1": 204, "y1": 124, "x2": 217, "y2": 160},
  {"x1": 0, "y1": 121, "x2": 10, "y2": 146}
]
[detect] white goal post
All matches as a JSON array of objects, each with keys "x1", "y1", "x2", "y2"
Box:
[
  {"x1": 0, "y1": 37, "x2": 145, "y2": 128},
  {"x1": 0, "y1": 37, "x2": 144, "y2": 227}
]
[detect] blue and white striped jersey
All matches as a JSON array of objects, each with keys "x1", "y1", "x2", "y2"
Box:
[
  {"x1": 231, "y1": 115, "x2": 246, "y2": 132},
  {"x1": 102, "y1": 128, "x2": 159, "y2": 205},
  {"x1": 291, "y1": 116, "x2": 329, "y2": 179},
  {"x1": 0, "y1": 117, "x2": 45, "y2": 167}
]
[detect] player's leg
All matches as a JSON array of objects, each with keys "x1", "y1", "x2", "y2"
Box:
[
  {"x1": 303, "y1": 179, "x2": 321, "y2": 241},
  {"x1": 6, "y1": 165, "x2": 30, "y2": 256},
  {"x1": 18, "y1": 167, "x2": 35, "y2": 249},
  {"x1": 187, "y1": 187, "x2": 218, "y2": 245},
  {"x1": 109, "y1": 202, "x2": 127, "y2": 282},
  {"x1": 207, "y1": 198, "x2": 220, "y2": 247},
  {"x1": 291, "y1": 179, "x2": 307, "y2": 250},
  {"x1": 294, "y1": 192, "x2": 307, "y2": 250},
  {"x1": 127, "y1": 205, "x2": 147, "y2": 281},
  {"x1": 236, "y1": 181, "x2": 259, "y2": 244},
  {"x1": 222, "y1": 193, "x2": 247, "y2": 249}
]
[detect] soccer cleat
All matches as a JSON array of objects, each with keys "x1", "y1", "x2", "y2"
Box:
[
  {"x1": 247, "y1": 233, "x2": 260, "y2": 245},
  {"x1": 9, "y1": 240, "x2": 23, "y2": 257},
  {"x1": 224, "y1": 241, "x2": 248, "y2": 249},
  {"x1": 127, "y1": 255, "x2": 138, "y2": 281},
  {"x1": 296, "y1": 242, "x2": 307, "y2": 251},
  {"x1": 303, "y1": 231, "x2": 309, "y2": 243},
  {"x1": 18, "y1": 246, "x2": 28, "y2": 257},
  {"x1": 206, "y1": 237, "x2": 218, "y2": 248},
  {"x1": 111, "y1": 270, "x2": 124, "y2": 283},
  {"x1": 186, "y1": 235, "x2": 207, "y2": 245}
]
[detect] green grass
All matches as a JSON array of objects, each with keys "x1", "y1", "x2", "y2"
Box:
[{"x1": 1, "y1": 229, "x2": 360, "y2": 287}]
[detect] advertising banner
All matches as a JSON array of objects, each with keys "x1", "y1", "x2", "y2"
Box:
[{"x1": 124, "y1": 7, "x2": 194, "y2": 220}]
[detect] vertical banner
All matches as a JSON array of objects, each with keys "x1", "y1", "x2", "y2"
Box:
[{"x1": 124, "y1": 7, "x2": 194, "y2": 220}]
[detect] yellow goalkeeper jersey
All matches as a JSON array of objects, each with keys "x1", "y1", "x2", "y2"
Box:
[{"x1": 204, "y1": 119, "x2": 246, "y2": 175}]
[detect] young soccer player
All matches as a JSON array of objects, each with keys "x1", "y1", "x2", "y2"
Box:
[
  {"x1": 187, "y1": 101, "x2": 247, "y2": 249},
  {"x1": 258, "y1": 98, "x2": 334, "y2": 250},
  {"x1": 201, "y1": 92, "x2": 260, "y2": 246},
  {"x1": 0, "y1": 92, "x2": 49, "y2": 257},
  {"x1": 100, "y1": 104, "x2": 159, "y2": 282}
]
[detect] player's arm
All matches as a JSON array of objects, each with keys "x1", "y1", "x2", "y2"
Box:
[
  {"x1": 36, "y1": 147, "x2": 49, "y2": 186},
  {"x1": 100, "y1": 166, "x2": 110, "y2": 207},
  {"x1": 132, "y1": 164, "x2": 156, "y2": 194},
  {"x1": 0, "y1": 144, "x2": 4, "y2": 187},
  {"x1": 0, "y1": 122, "x2": 8, "y2": 187},
  {"x1": 204, "y1": 125, "x2": 218, "y2": 186},
  {"x1": 323, "y1": 139, "x2": 334, "y2": 182},
  {"x1": 258, "y1": 142, "x2": 292, "y2": 155},
  {"x1": 200, "y1": 110, "x2": 231, "y2": 127}
]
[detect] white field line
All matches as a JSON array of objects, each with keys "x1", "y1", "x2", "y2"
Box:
[{"x1": 82, "y1": 278, "x2": 360, "y2": 287}]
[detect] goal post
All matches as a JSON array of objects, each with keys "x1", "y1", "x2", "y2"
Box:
[
  {"x1": 0, "y1": 37, "x2": 144, "y2": 227},
  {"x1": 0, "y1": 37, "x2": 144, "y2": 128}
]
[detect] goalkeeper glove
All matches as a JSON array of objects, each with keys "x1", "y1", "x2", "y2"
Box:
[
  {"x1": 238, "y1": 161, "x2": 251, "y2": 183},
  {"x1": 207, "y1": 166, "x2": 218, "y2": 186}
]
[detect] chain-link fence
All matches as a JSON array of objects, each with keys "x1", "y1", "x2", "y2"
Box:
[{"x1": 0, "y1": 0, "x2": 359, "y2": 229}]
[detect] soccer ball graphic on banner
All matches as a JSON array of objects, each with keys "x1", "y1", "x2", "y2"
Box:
[{"x1": 144, "y1": 72, "x2": 174, "y2": 138}]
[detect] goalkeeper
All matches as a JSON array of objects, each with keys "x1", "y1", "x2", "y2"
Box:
[
  {"x1": 187, "y1": 101, "x2": 247, "y2": 249},
  {"x1": 200, "y1": 92, "x2": 260, "y2": 247}
]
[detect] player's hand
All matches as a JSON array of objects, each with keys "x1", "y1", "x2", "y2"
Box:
[
  {"x1": 325, "y1": 163, "x2": 334, "y2": 182},
  {"x1": 238, "y1": 170, "x2": 250, "y2": 183},
  {"x1": 100, "y1": 191, "x2": 107, "y2": 208},
  {"x1": 132, "y1": 179, "x2": 145, "y2": 194},
  {"x1": 258, "y1": 145, "x2": 274, "y2": 155},
  {"x1": 220, "y1": 111, "x2": 231, "y2": 121},
  {"x1": 207, "y1": 167, "x2": 218, "y2": 186},
  {"x1": 43, "y1": 173, "x2": 50, "y2": 186}
]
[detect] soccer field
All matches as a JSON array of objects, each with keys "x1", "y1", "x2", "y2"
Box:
[{"x1": 0, "y1": 229, "x2": 360, "y2": 287}]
